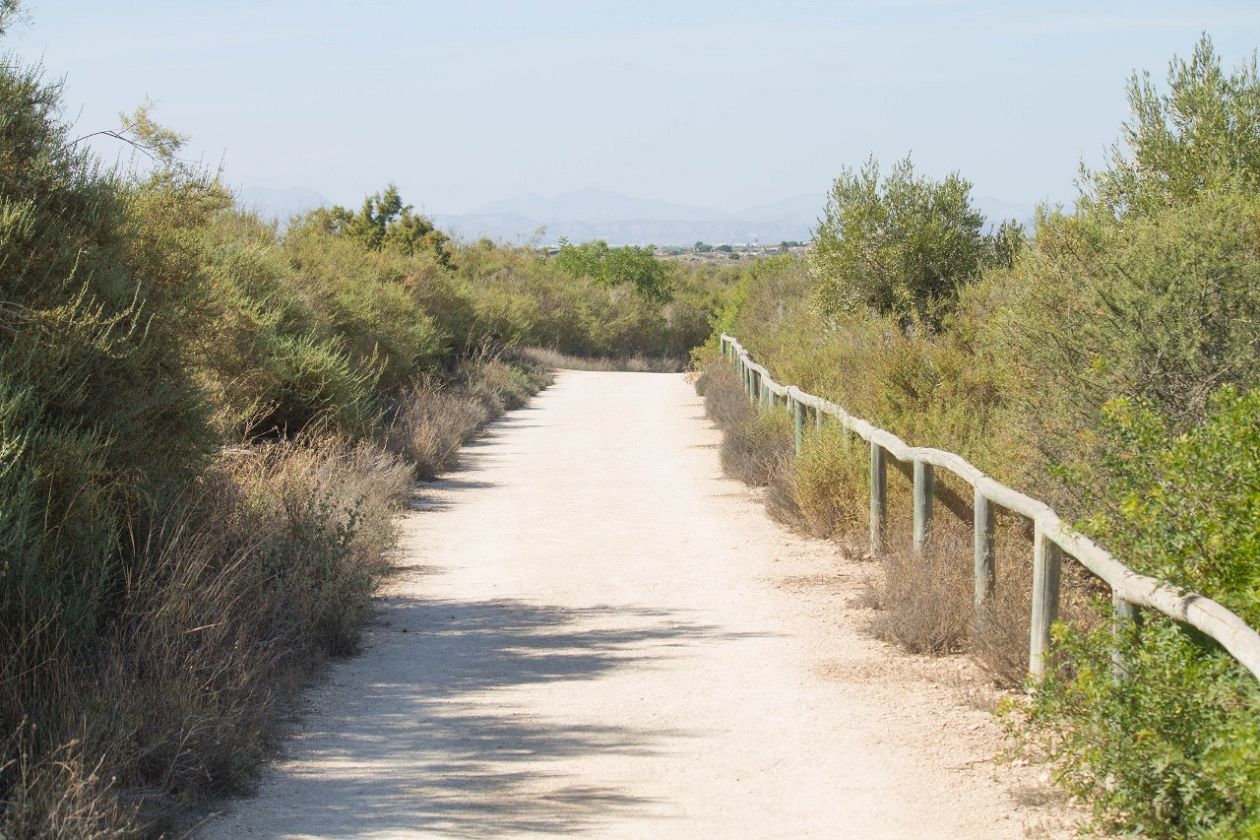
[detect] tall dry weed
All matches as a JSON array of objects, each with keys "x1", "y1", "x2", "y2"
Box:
[
  {"x1": 516, "y1": 346, "x2": 685, "y2": 373},
  {"x1": 385, "y1": 358, "x2": 550, "y2": 481},
  {"x1": 868, "y1": 521, "x2": 975, "y2": 654},
  {"x1": 386, "y1": 380, "x2": 491, "y2": 480},
  {"x1": 0, "y1": 436, "x2": 412, "y2": 836}
]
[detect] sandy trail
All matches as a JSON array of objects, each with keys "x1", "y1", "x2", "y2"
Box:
[{"x1": 202, "y1": 371, "x2": 1077, "y2": 839}]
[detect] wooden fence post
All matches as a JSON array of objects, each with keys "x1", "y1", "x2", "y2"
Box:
[
  {"x1": 912, "y1": 461, "x2": 934, "y2": 554},
  {"x1": 1030, "y1": 525, "x2": 1063, "y2": 678},
  {"x1": 973, "y1": 489, "x2": 995, "y2": 609},
  {"x1": 870, "y1": 441, "x2": 886, "y2": 556},
  {"x1": 793, "y1": 397, "x2": 804, "y2": 455},
  {"x1": 1112, "y1": 593, "x2": 1140, "y2": 679}
]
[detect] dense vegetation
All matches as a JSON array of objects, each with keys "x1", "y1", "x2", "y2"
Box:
[
  {"x1": 697, "y1": 36, "x2": 1260, "y2": 837},
  {"x1": 0, "y1": 8, "x2": 730, "y2": 833},
  {"x1": 5, "y1": 1, "x2": 1257, "y2": 833}
]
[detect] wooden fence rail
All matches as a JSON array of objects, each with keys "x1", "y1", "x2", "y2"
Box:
[{"x1": 719, "y1": 333, "x2": 1260, "y2": 683}]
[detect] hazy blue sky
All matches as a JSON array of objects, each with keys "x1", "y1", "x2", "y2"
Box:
[{"x1": 7, "y1": 1, "x2": 1260, "y2": 214}]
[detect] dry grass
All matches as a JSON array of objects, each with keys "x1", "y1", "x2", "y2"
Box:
[
  {"x1": 969, "y1": 516, "x2": 1106, "y2": 688},
  {"x1": 792, "y1": 422, "x2": 869, "y2": 539},
  {"x1": 697, "y1": 364, "x2": 796, "y2": 488},
  {"x1": 387, "y1": 380, "x2": 492, "y2": 480},
  {"x1": 699, "y1": 365, "x2": 755, "y2": 429},
  {"x1": 516, "y1": 346, "x2": 685, "y2": 373},
  {"x1": 0, "y1": 437, "x2": 413, "y2": 837},
  {"x1": 461, "y1": 356, "x2": 553, "y2": 413},
  {"x1": 386, "y1": 358, "x2": 552, "y2": 480},
  {"x1": 973, "y1": 562, "x2": 1035, "y2": 687},
  {"x1": 868, "y1": 521, "x2": 975, "y2": 654},
  {"x1": 0, "y1": 727, "x2": 135, "y2": 840}
]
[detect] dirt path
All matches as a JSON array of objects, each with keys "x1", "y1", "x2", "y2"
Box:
[{"x1": 201, "y1": 371, "x2": 1079, "y2": 839}]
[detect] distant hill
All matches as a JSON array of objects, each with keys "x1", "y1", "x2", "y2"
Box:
[
  {"x1": 475, "y1": 189, "x2": 723, "y2": 224},
  {"x1": 434, "y1": 189, "x2": 826, "y2": 246},
  {"x1": 234, "y1": 186, "x2": 1038, "y2": 246}
]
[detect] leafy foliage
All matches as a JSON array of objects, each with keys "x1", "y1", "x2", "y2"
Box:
[
  {"x1": 810, "y1": 155, "x2": 1007, "y2": 328},
  {"x1": 554, "y1": 238, "x2": 673, "y2": 302},
  {"x1": 968, "y1": 187, "x2": 1260, "y2": 515},
  {"x1": 0, "y1": 53, "x2": 216, "y2": 651},
  {"x1": 308, "y1": 183, "x2": 452, "y2": 266},
  {"x1": 1033, "y1": 390, "x2": 1260, "y2": 838},
  {"x1": 1089, "y1": 35, "x2": 1260, "y2": 217}
]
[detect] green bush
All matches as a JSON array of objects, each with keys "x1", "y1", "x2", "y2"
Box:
[
  {"x1": 1032, "y1": 389, "x2": 1260, "y2": 838},
  {"x1": 554, "y1": 238, "x2": 672, "y2": 303},
  {"x1": 811, "y1": 155, "x2": 1009, "y2": 328},
  {"x1": 1088, "y1": 35, "x2": 1260, "y2": 218},
  {"x1": 967, "y1": 189, "x2": 1260, "y2": 514},
  {"x1": 0, "y1": 52, "x2": 215, "y2": 655}
]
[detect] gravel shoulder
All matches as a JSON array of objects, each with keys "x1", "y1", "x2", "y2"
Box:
[{"x1": 200, "y1": 371, "x2": 1083, "y2": 839}]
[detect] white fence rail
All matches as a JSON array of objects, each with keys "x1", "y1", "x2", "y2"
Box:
[{"x1": 719, "y1": 333, "x2": 1260, "y2": 682}]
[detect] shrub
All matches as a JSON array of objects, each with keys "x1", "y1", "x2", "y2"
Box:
[
  {"x1": 868, "y1": 522, "x2": 974, "y2": 654},
  {"x1": 515, "y1": 346, "x2": 686, "y2": 373},
  {"x1": 460, "y1": 356, "x2": 552, "y2": 414},
  {"x1": 697, "y1": 360, "x2": 795, "y2": 489},
  {"x1": 969, "y1": 189, "x2": 1260, "y2": 515},
  {"x1": 720, "y1": 406, "x2": 794, "y2": 489},
  {"x1": 385, "y1": 380, "x2": 491, "y2": 481},
  {"x1": 383, "y1": 357, "x2": 551, "y2": 481},
  {"x1": 701, "y1": 364, "x2": 756, "y2": 431},
  {"x1": 554, "y1": 238, "x2": 672, "y2": 303},
  {"x1": 1030, "y1": 389, "x2": 1260, "y2": 838},
  {"x1": 257, "y1": 332, "x2": 382, "y2": 437},
  {"x1": 0, "y1": 49, "x2": 216, "y2": 661},
  {"x1": 304, "y1": 183, "x2": 451, "y2": 267},
  {"x1": 792, "y1": 421, "x2": 870, "y2": 539},
  {"x1": 1088, "y1": 34, "x2": 1260, "y2": 218},
  {"x1": 0, "y1": 436, "x2": 411, "y2": 835},
  {"x1": 810, "y1": 155, "x2": 1001, "y2": 328}
]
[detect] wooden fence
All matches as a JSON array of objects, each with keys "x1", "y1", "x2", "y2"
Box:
[{"x1": 720, "y1": 333, "x2": 1260, "y2": 682}]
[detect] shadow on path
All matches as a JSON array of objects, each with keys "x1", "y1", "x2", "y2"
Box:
[
  {"x1": 250, "y1": 593, "x2": 765, "y2": 838},
  {"x1": 209, "y1": 395, "x2": 773, "y2": 838}
]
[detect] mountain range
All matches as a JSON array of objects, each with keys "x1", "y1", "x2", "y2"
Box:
[{"x1": 236, "y1": 187, "x2": 1036, "y2": 247}]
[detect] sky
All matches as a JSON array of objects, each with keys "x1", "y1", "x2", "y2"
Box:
[{"x1": 6, "y1": 1, "x2": 1260, "y2": 215}]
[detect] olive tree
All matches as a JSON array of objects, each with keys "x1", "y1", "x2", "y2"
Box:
[
  {"x1": 1088, "y1": 34, "x2": 1260, "y2": 218},
  {"x1": 809, "y1": 155, "x2": 992, "y2": 329}
]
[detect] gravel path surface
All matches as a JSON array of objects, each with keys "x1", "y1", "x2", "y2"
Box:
[{"x1": 201, "y1": 371, "x2": 1080, "y2": 839}]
